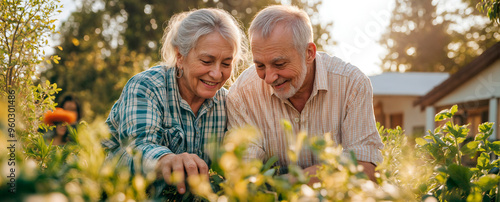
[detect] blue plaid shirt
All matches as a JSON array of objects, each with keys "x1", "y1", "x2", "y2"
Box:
[{"x1": 103, "y1": 66, "x2": 227, "y2": 195}]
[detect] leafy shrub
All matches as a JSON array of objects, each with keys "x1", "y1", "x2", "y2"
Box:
[
  {"x1": 416, "y1": 105, "x2": 499, "y2": 202},
  {"x1": 3, "y1": 104, "x2": 499, "y2": 201}
]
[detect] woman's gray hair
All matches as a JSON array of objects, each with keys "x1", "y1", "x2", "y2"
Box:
[
  {"x1": 248, "y1": 5, "x2": 313, "y2": 58},
  {"x1": 161, "y1": 8, "x2": 248, "y2": 82}
]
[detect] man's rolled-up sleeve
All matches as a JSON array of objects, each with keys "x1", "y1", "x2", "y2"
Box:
[{"x1": 341, "y1": 76, "x2": 384, "y2": 165}]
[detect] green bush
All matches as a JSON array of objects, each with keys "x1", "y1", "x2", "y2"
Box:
[
  {"x1": 416, "y1": 105, "x2": 499, "y2": 202},
  {"x1": 2, "y1": 0, "x2": 498, "y2": 201},
  {"x1": 2, "y1": 102, "x2": 499, "y2": 202}
]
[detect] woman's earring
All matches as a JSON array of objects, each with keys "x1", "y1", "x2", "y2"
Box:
[{"x1": 176, "y1": 67, "x2": 184, "y2": 78}]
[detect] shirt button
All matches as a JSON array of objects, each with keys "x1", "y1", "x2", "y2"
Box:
[{"x1": 294, "y1": 118, "x2": 300, "y2": 123}]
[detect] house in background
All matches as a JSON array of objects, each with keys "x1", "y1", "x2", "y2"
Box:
[
  {"x1": 370, "y1": 72, "x2": 449, "y2": 136},
  {"x1": 415, "y1": 42, "x2": 500, "y2": 140}
]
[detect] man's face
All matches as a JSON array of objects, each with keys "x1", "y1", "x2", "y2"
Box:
[{"x1": 251, "y1": 25, "x2": 307, "y2": 100}]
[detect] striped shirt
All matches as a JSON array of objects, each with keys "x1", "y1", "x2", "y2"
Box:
[
  {"x1": 226, "y1": 52, "x2": 384, "y2": 170},
  {"x1": 103, "y1": 66, "x2": 227, "y2": 194}
]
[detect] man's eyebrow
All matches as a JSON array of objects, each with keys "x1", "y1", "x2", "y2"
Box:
[{"x1": 253, "y1": 56, "x2": 287, "y2": 64}]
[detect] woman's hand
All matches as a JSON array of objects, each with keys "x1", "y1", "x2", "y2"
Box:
[{"x1": 156, "y1": 153, "x2": 209, "y2": 194}]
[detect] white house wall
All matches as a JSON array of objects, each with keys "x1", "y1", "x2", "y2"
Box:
[
  {"x1": 373, "y1": 96, "x2": 426, "y2": 135},
  {"x1": 436, "y1": 59, "x2": 500, "y2": 106}
]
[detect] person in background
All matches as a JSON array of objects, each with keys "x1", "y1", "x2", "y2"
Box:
[
  {"x1": 103, "y1": 8, "x2": 247, "y2": 196},
  {"x1": 44, "y1": 94, "x2": 82, "y2": 145},
  {"x1": 226, "y1": 5, "x2": 384, "y2": 183}
]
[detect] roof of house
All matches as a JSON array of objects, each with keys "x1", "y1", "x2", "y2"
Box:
[
  {"x1": 414, "y1": 42, "x2": 500, "y2": 108},
  {"x1": 369, "y1": 72, "x2": 449, "y2": 96}
]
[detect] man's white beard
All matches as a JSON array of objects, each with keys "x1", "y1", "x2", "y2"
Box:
[{"x1": 274, "y1": 60, "x2": 307, "y2": 100}]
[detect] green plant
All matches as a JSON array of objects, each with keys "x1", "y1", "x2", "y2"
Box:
[
  {"x1": 1, "y1": 0, "x2": 63, "y2": 165},
  {"x1": 0, "y1": 120, "x2": 154, "y2": 201},
  {"x1": 416, "y1": 105, "x2": 499, "y2": 201},
  {"x1": 170, "y1": 121, "x2": 411, "y2": 202},
  {"x1": 2, "y1": 100, "x2": 498, "y2": 202},
  {"x1": 377, "y1": 124, "x2": 434, "y2": 201}
]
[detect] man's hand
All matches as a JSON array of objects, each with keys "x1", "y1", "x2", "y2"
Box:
[
  {"x1": 303, "y1": 165, "x2": 321, "y2": 186},
  {"x1": 357, "y1": 161, "x2": 377, "y2": 182},
  {"x1": 156, "y1": 153, "x2": 209, "y2": 194}
]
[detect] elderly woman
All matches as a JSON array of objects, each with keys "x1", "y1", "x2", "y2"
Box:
[{"x1": 103, "y1": 8, "x2": 247, "y2": 195}]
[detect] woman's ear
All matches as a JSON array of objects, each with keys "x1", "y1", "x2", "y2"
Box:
[
  {"x1": 175, "y1": 47, "x2": 184, "y2": 67},
  {"x1": 306, "y1": 42, "x2": 317, "y2": 64}
]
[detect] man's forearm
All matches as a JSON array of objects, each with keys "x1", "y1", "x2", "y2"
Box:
[{"x1": 357, "y1": 160, "x2": 377, "y2": 182}]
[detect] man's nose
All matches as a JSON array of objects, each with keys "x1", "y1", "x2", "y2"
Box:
[{"x1": 264, "y1": 68, "x2": 278, "y2": 84}]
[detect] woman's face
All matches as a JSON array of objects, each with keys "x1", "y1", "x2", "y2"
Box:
[
  {"x1": 63, "y1": 101, "x2": 78, "y2": 114},
  {"x1": 56, "y1": 125, "x2": 67, "y2": 137},
  {"x1": 63, "y1": 100, "x2": 78, "y2": 122},
  {"x1": 176, "y1": 32, "x2": 234, "y2": 102}
]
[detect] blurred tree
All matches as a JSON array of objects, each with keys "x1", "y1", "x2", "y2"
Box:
[
  {"x1": 42, "y1": 0, "x2": 334, "y2": 119},
  {"x1": 1, "y1": 0, "x2": 62, "y2": 139},
  {"x1": 379, "y1": 0, "x2": 500, "y2": 73},
  {"x1": 476, "y1": 0, "x2": 500, "y2": 22}
]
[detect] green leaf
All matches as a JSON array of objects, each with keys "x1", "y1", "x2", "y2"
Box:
[
  {"x1": 262, "y1": 156, "x2": 278, "y2": 172},
  {"x1": 457, "y1": 125, "x2": 469, "y2": 138},
  {"x1": 281, "y1": 120, "x2": 292, "y2": 132},
  {"x1": 489, "y1": 141, "x2": 500, "y2": 153},
  {"x1": 253, "y1": 193, "x2": 276, "y2": 201},
  {"x1": 263, "y1": 168, "x2": 276, "y2": 177},
  {"x1": 475, "y1": 174, "x2": 499, "y2": 192},
  {"x1": 477, "y1": 152, "x2": 491, "y2": 170},
  {"x1": 450, "y1": 105, "x2": 458, "y2": 115},
  {"x1": 432, "y1": 134, "x2": 446, "y2": 146},
  {"x1": 211, "y1": 174, "x2": 224, "y2": 185},
  {"x1": 435, "y1": 172, "x2": 447, "y2": 184},
  {"x1": 479, "y1": 122, "x2": 494, "y2": 134},
  {"x1": 435, "y1": 111, "x2": 450, "y2": 122},
  {"x1": 435, "y1": 106, "x2": 456, "y2": 121},
  {"x1": 457, "y1": 137, "x2": 466, "y2": 144},
  {"x1": 466, "y1": 191, "x2": 482, "y2": 202},
  {"x1": 446, "y1": 164, "x2": 472, "y2": 192},
  {"x1": 461, "y1": 141, "x2": 479, "y2": 157},
  {"x1": 475, "y1": 133, "x2": 486, "y2": 142},
  {"x1": 416, "y1": 137, "x2": 428, "y2": 146},
  {"x1": 492, "y1": 159, "x2": 500, "y2": 167},
  {"x1": 424, "y1": 135, "x2": 434, "y2": 140},
  {"x1": 349, "y1": 150, "x2": 358, "y2": 164}
]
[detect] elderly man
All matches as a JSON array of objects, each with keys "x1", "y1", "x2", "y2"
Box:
[{"x1": 226, "y1": 5, "x2": 384, "y2": 181}]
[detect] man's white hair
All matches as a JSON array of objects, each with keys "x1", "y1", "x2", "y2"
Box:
[{"x1": 249, "y1": 5, "x2": 313, "y2": 58}]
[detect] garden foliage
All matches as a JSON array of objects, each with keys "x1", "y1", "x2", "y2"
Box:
[
  {"x1": 2, "y1": 105, "x2": 497, "y2": 202},
  {"x1": 416, "y1": 105, "x2": 499, "y2": 202},
  {"x1": 2, "y1": 0, "x2": 499, "y2": 201}
]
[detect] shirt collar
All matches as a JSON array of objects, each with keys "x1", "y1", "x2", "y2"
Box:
[{"x1": 313, "y1": 52, "x2": 329, "y2": 92}]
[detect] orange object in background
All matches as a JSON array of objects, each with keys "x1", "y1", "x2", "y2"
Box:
[{"x1": 43, "y1": 108, "x2": 78, "y2": 125}]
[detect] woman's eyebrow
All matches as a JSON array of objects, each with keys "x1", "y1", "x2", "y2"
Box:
[{"x1": 200, "y1": 53, "x2": 233, "y2": 61}]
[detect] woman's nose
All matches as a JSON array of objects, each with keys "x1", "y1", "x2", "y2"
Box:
[{"x1": 209, "y1": 64, "x2": 222, "y2": 80}]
